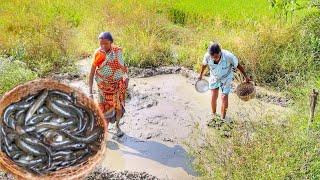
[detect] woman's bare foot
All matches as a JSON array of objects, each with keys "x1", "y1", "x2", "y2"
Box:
[{"x1": 114, "y1": 120, "x2": 124, "y2": 138}]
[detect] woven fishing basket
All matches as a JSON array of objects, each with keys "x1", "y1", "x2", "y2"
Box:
[
  {"x1": 0, "y1": 79, "x2": 107, "y2": 180},
  {"x1": 235, "y1": 82, "x2": 256, "y2": 101}
]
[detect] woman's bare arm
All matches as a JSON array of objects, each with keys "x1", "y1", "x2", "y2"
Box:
[{"x1": 88, "y1": 65, "x2": 96, "y2": 98}]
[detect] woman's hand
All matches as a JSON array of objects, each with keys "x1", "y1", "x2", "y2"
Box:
[
  {"x1": 245, "y1": 76, "x2": 252, "y2": 83},
  {"x1": 124, "y1": 77, "x2": 129, "y2": 88}
]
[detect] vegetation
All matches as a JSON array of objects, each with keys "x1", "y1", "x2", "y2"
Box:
[
  {"x1": 0, "y1": 0, "x2": 318, "y2": 89},
  {"x1": 0, "y1": 0, "x2": 319, "y2": 178},
  {"x1": 189, "y1": 101, "x2": 320, "y2": 179},
  {"x1": 0, "y1": 58, "x2": 37, "y2": 95}
]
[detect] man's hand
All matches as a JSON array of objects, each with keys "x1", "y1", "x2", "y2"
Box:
[
  {"x1": 199, "y1": 65, "x2": 207, "y2": 81},
  {"x1": 237, "y1": 64, "x2": 252, "y2": 83}
]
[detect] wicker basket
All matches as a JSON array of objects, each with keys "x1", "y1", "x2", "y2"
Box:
[
  {"x1": 0, "y1": 79, "x2": 108, "y2": 180},
  {"x1": 235, "y1": 82, "x2": 256, "y2": 101}
]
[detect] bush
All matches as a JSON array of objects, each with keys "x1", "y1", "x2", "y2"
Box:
[{"x1": 0, "y1": 58, "x2": 38, "y2": 95}]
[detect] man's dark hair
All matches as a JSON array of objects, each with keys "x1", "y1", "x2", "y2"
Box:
[{"x1": 209, "y1": 43, "x2": 221, "y2": 55}]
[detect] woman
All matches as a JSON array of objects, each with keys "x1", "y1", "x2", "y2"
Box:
[{"x1": 88, "y1": 32, "x2": 129, "y2": 138}]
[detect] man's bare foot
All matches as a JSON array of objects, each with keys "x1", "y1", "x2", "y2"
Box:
[{"x1": 207, "y1": 114, "x2": 221, "y2": 127}]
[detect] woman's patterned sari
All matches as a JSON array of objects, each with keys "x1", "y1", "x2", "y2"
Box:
[{"x1": 94, "y1": 46, "x2": 128, "y2": 123}]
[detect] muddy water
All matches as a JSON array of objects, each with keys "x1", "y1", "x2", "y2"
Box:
[{"x1": 67, "y1": 59, "x2": 289, "y2": 179}]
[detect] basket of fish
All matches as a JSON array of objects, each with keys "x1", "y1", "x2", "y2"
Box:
[
  {"x1": 235, "y1": 82, "x2": 256, "y2": 101},
  {"x1": 0, "y1": 79, "x2": 107, "y2": 179}
]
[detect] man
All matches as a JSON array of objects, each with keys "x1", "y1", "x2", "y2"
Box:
[{"x1": 198, "y1": 42, "x2": 251, "y2": 121}]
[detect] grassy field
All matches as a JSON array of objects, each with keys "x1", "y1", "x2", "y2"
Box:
[{"x1": 0, "y1": 0, "x2": 319, "y2": 178}]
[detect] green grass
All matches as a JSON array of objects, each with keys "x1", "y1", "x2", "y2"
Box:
[
  {"x1": 0, "y1": 58, "x2": 38, "y2": 95},
  {"x1": 0, "y1": 1, "x2": 319, "y2": 178},
  {"x1": 189, "y1": 58, "x2": 320, "y2": 178},
  {"x1": 189, "y1": 99, "x2": 320, "y2": 179},
  {"x1": 0, "y1": 0, "x2": 317, "y2": 85},
  {"x1": 163, "y1": 0, "x2": 272, "y2": 22},
  {"x1": 0, "y1": 0, "x2": 108, "y2": 75}
]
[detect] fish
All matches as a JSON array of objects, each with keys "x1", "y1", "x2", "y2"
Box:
[
  {"x1": 37, "y1": 106, "x2": 50, "y2": 114},
  {"x1": 48, "y1": 90, "x2": 74, "y2": 103},
  {"x1": 76, "y1": 104, "x2": 95, "y2": 133},
  {"x1": 35, "y1": 120, "x2": 76, "y2": 130},
  {"x1": 52, "y1": 155, "x2": 66, "y2": 161},
  {"x1": 53, "y1": 143, "x2": 87, "y2": 151},
  {"x1": 49, "y1": 160, "x2": 64, "y2": 167},
  {"x1": 52, "y1": 153, "x2": 74, "y2": 162},
  {"x1": 1, "y1": 129, "x2": 17, "y2": 150},
  {"x1": 15, "y1": 109, "x2": 26, "y2": 120},
  {"x1": 59, "y1": 128, "x2": 102, "y2": 143},
  {"x1": 74, "y1": 151, "x2": 91, "y2": 165},
  {"x1": 62, "y1": 121, "x2": 78, "y2": 133},
  {"x1": 3, "y1": 135, "x2": 16, "y2": 151},
  {"x1": 29, "y1": 166, "x2": 43, "y2": 175},
  {"x1": 7, "y1": 116, "x2": 16, "y2": 129},
  {"x1": 3, "y1": 96, "x2": 35, "y2": 126},
  {"x1": 46, "y1": 138, "x2": 73, "y2": 148},
  {"x1": 12, "y1": 151, "x2": 23, "y2": 159},
  {"x1": 15, "y1": 157, "x2": 44, "y2": 167},
  {"x1": 52, "y1": 150, "x2": 73, "y2": 158},
  {"x1": 7, "y1": 133, "x2": 16, "y2": 142},
  {"x1": 33, "y1": 131, "x2": 45, "y2": 140},
  {"x1": 35, "y1": 127, "x2": 50, "y2": 134},
  {"x1": 15, "y1": 109, "x2": 27, "y2": 126},
  {"x1": 74, "y1": 112, "x2": 88, "y2": 135},
  {"x1": 15, "y1": 125, "x2": 36, "y2": 134},
  {"x1": 23, "y1": 136, "x2": 52, "y2": 168},
  {"x1": 87, "y1": 108, "x2": 95, "y2": 132},
  {"x1": 2, "y1": 143, "x2": 18, "y2": 158},
  {"x1": 15, "y1": 138, "x2": 46, "y2": 156},
  {"x1": 49, "y1": 116, "x2": 65, "y2": 123},
  {"x1": 0, "y1": 126, "x2": 6, "y2": 137},
  {"x1": 42, "y1": 130, "x2": 58, "y2": 139},
  {"x1": 24, "y1": 95, "x2": 36, "y2": 102},
  {"x1": 25, "y1": 90, "x2": 48, "y2": 122},
  {"x1": 64, "y1": 149, "x2": 90, "y2": 166},
  {"x1": 46, "y1": 97, "x2": 75, "y2": 118},
  {"x1": 53, "y1": 99, "x2": 84, "y2": 130},
  {"x1": 25, "y1": 113, "x2": 55, "y2": 126},
  {"x1": 40, "y1": 160, "x2": 64, "y2": 173},
  {"x1": 3, "y1": 105, "x2": 18, "y2": 128}
]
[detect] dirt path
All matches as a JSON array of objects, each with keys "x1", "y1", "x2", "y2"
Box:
[{"x1": 65, "y1": 59, "x2": 290, "y2": 179}]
